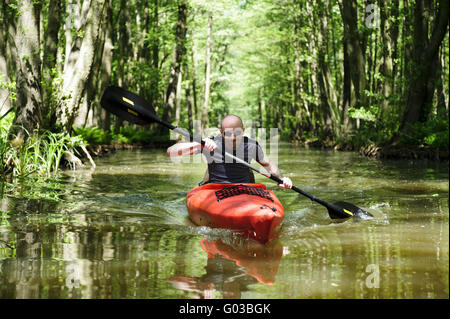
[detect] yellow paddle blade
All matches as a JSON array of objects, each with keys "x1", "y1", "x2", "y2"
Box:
[
  {"x1": 127, "y1": 108, "x2": 139, "y2": 116},
  {"x1": 122, "y1": 96, "x2": 135, "y2": 105},
  {"x1": 343, "y1": 208, "x2": 354, "y2": 216}
]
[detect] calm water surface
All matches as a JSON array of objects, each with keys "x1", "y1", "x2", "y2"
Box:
[{"x1": 0, "y1": 143, "x2": 448, "y2": 298}]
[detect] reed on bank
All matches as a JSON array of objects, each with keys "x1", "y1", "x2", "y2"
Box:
[{"x1": 1, "y1": 112, "x2": 85, "y2": 193}]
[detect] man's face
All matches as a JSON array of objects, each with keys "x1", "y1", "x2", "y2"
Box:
[{"x1": 221, "y1": 119, "x2": 244, "y2": 150}]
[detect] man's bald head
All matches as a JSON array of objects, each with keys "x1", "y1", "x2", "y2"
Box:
[{"x1": 221, "y1": 114, "x2": 243, "y2": 130}]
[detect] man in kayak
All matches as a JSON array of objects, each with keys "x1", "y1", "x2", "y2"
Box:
[{"x1": 167, "y1": 114, "x2": 292, "y2": 189}]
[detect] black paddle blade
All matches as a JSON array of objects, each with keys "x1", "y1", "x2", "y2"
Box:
[
  {"x1": 100, "y1": 86, "x2": 156, "y2": 125},
  {"x1": 329, "y1": 201, "x2": 374, "y2": 220}
]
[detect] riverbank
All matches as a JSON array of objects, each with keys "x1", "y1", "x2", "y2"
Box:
[
  {"x1": 359, "y1": 143, "x2": 449, "y2": 161},
  {"x1": 300, "y1": 138, "x2": 449, "y2": 162}
]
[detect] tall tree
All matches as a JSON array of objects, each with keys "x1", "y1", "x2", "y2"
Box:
[
  {"x1": 97, "y1": 0, "x2": 114, "y2": 131},
  {"x1": 397, "y1": 0, "x2": 449, "y2": 138},
  {"x1": 74, "y1": 0, "x2": 112, "y2": 129},
  {"x1": 378, "y1": 0, "x2": 396, "y2": 121},
  {"x1": 191, "y1": 45, "x2": 199, "y2": 123},
  {"x1": 10, "y1": 0, "x2": 43, "y2": 141},
  {"x1": 184, "y1": 63, "x2": 194, "y2": 132},
  {"x1": 58, "y1": 0, "x2": 106, "y2": 132},
  {"x1": 339, "y1": 0, "x2": 367, "y2": 110},
  {"x1": 42, "y1": 0, "x2": 62, "y2": 127},
  {"x1": 149, "y1": 0, "x2": 160, "y2": 112},
  {"x1": 0, "y1": 1, "x2": 13, "y2": 116},
  {"x1": 161, "y1": 0, "x2": 188, "y2": 133},
  {"x1": 317, "y1": 0, "x2": 339, "y2": 138},
  {"x1": 200, "y1": 11, "x2": 212, "y2": 131}
]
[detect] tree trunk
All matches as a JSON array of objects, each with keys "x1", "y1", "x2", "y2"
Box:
[
  {"x1": 117, "y1": 0, "x2": 132, "y2": 89},
  {"x1": 113, "y1": 0, "x2": 131, "y2": 131},
  {"x1": 149, "y1": 0, "x2": 159, "y2": 113},
  {"x1": 378, "y1": 0, "x2": 395, "y2": 121},
  {"x1": 3, "y1": 0, "x2": 17, "y2": 79},
  {"x1": 398, "y1": 0, "x2": 449, "y2": 138},
  {"x1": 161, "y1": 0, "x2": 188, "y2": 134},
  {"x1": 98, "y1": 0, "x2": 114, "y2": 131},
  {"x1": 185, "y1": 77, "x2": 193, "y2": 133},
  {"x1": 329, "y1": 0, "x2": 340, "y2": 105},
  {"x1": 317, "y1": 0, "x2": 339, "y2": 138},
  {"x1": 401, "y1": 0, "x2": 413, "y2": 98},
  {"x1": 339, "y1": 0, "x2": 367, "y2": 109},
  {"x1": 341, "y1": 42, "x2": 355, "y2": 135},
  {"x1": 191, "y1": 46, "x2": 199, "y2": 121},
  {"x1": 390, "y1": 0, "x2": 400, "y2": 95},
  {"x1": 291, "y1": 0, "x2": 311, "y2": 134},
  {"x1": 175, "y1": 71, "x2": 182, "y2": 126},
  {"x1": 436, "y1": 50, "x2": 448, "y2": 120},
  {"x1": 0, "y1": 1, "x2": 13, "y2": 116},
  {"x1": 58, "y1": 0, "x2": 106, "y2": 133},
  {"x1": 42, "y1": 0, "x2": 62, "y2": 127},
  {"x1": 0, "y1": 29, "x2": 10, "y2": 117},
  {"x1": 74, "y1": 0, "x2": 112, "y2": 129},
  {"x1": 201, "y1": 11, "x2": 213, "y2": 132},
  {"x1": 305, "y1": 1, "x2": 320, "y2": 135},
  {"x1": 10, "y1": 0, "x2": 43, "y2": 141},
  {"x1": 257, "y1": 87, "x2": 267, "y2": 131}
]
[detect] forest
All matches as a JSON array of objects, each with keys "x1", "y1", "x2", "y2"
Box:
[{"x1": 1, "y1": 0, "x2": 449, "y2": 183}]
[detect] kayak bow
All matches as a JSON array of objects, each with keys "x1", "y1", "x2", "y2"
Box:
[{"x1": 186, "y1": 183, "x2": 284, "y2": 243}]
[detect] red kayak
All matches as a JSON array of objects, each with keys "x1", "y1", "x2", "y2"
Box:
[{"x1": 186, "y1": 183, "x2": 284, "y2": 243}]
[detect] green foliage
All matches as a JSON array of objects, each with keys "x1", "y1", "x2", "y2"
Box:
[
  {"x1": 73, "y1": 126, "x2": 111, "y2": 144},
  {"x1": 1, "y1": 112, "x2": 85, "y2": 193},
  {"x1": 0, "y1": 107, "x2": 14, "y2": 133},
  {"x1": 0, "y1": 112, "x2": 14, "y2": 183},
  {"x1": 114, "y1": 126, "x2": 155, "y2": 144},
  {"x1": 348, "y1": 106, "x2": 377, "y2": 122},
  {"x1": 8, "y1": 130, "x2": 85, "y2": 178},
  {"x1": 40, "y1": 67, "x2": 67, "y2": 130},
  {"x1": 337, "y1": 116, "x2": 400, "y2": 150},
  {"x1": 400, "y1": 119, "x2": 449, "y2": 149},
  {"x1": 73, "y1": 125, "x2": 156, "y2": 145},
  {"x1": 0, "y1": 74, "x2": 16, "y2": 103}
]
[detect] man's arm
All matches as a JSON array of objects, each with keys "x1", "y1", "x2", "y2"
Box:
[
  {"x1": 257, "y1": 155, "x2": 292, "y2": 188},
  {"x1": 167, "y1": 138, "x2": 217, "y2": 157},
  {"x1": 167, "y1": 142, "x2": 201, "y2": 157}
]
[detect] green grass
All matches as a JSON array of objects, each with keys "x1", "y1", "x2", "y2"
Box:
[{"x1": 1, "y1": 113, "x2": 85, "y2": 197}]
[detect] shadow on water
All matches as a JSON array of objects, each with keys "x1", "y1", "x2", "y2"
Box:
[{"x1": 0, "y1": 147, "x2": 448, "y2": 298}]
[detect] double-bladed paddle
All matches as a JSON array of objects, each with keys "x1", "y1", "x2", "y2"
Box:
[{"x1": 100, "y1": 86, "x2": 373, "y2": 220}]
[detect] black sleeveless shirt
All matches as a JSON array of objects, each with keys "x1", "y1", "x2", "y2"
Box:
[{"x1": 198, "y1": 135, "x2": 265, "y2": 184}]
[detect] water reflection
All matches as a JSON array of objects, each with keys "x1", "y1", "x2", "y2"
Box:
[
  {"x1": 0, "y1": 148, "x2": 448, "y2": 299},
  {"x1": 199, "y1": 238, "x2": 283, "y2": 285},
  {"x1": 168, "y1": 237, "x2": 283, "y2": 298}
]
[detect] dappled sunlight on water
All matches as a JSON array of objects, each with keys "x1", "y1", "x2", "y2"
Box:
[{"x1": 0, "y1": 145, "x2": 448, "y2": 298}]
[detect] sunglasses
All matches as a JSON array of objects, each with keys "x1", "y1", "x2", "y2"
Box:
[{"x1": 222, "y1": 129, "x2": 243, "y2": 137}]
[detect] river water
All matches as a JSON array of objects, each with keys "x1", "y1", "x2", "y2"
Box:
[{"x1": 0, "y1": 144, "x2": 448, "y2": 299}]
